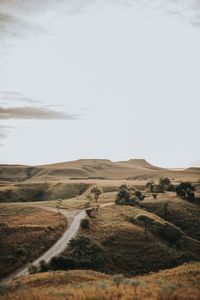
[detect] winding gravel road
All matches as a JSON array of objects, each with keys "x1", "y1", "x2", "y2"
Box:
[{"x1": 4, "y1": 202, "x2": 113, "y2": 282}]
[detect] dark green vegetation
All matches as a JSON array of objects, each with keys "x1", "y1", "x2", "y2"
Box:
[{"x1": 37, "y1": 198, "x2": 200, "y2": 276}]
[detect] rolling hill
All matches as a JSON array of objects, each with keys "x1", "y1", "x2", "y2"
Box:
[{"x1": 0, "y1": 158, "x2": 200, "y2": 182}]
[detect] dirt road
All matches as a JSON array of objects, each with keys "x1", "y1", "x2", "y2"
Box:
[{"x1": 4, "y1": 202, "x2": 113, "y2": 282}]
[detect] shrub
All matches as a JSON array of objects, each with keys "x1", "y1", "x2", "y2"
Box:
[
  {"x1": 85, "y1": 208, "x2": 96, "y2": 218},
  {"x1": 175, "y1": 182, "x2": 195, "y2": 201},
  {"x1": 124, "y1": 278, "x2": 142, "y2": 292},
  {"x1": 159, "y1": 178, "x2": 174, "y2": 192},
  {"x1": 115, "y1": 185, "x2": 137, "y2": 206},
  {"x1": 112, "y1": 274, "x2": 125, "y2": 287},
  {"x1": 135, "y1": 214, "x2": 183, "y2": 243},
  {"x1": 80, "y1": 218, "x2": 90, "y2": 229},
  {"x1": 116, "y1": 185, "x2": 131, "y2": 203},
  {"x1": 68, "y1": 235, "x2": 106, "y2": 269},
  {"x1": 91, "y1": 186, "x2": 103, "y2": 203},
  {"x1": 35, "y1": 190, "x2": 44, "y2": 198},
  {"x1": 49, "y1": 255, "x2": 75, "y2": 270},
  {"x1": 39, "y1": 260, "x2": 49, "y2": 272},
  {"x1": 146, "y1": 181, "x2": 163, "y2": 193},
  {"x1": 28, "y1": 264, "x2": 38, "y2": 274}
]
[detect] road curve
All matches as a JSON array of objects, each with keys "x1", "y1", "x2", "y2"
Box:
[
  {"x1": 4, "y1": 202, "x2": 113, "y2": 282},
  {"x1": 4, "y1": 208, "x2": 86, "y2": 282}
]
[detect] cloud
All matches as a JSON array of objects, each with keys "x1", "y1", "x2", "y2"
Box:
[
  {"x1": 0, "y1": 106, "x2": 79, "y2": 120},
  {"x1": 0, "y1": 91, "x2": 42, "y2": 104}
]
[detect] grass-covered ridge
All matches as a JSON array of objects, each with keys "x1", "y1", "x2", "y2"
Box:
[
  {"x1": 57, "y1": 204, "x2": 200, "y2": 276},
  {"x1": 1, "y1": 262, "x2": 200, "y2": 300}
]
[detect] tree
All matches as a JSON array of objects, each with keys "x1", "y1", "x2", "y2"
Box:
[
  {"x1": 145, "y1": 181, "x2": 155, "y2": 192},
  {"x1": 56, "y1": 199, "x2": 62, "y2": 213},
  {"x1": 159, "y1": 177, "x2": 174, "y2": 192},
  {"x1": 115, "y1": 185, "x2": 136, "y2": 206},
  {"x1": 91, "y1": 186, "x2": 103, "y2": 204},
  {"x1": 175, "y1": 182, "x2": 195, "y2": 201},
  {"x1": 80, "y1": 218, "x2": 90, "y2": 229},
  {"x1": 116, "y1": 185, "x2": 131, "y2": 203},
  {"x1": 152, "y1": 193, "x2": 158, "y2": 199},
  {"x1": 68, "y1": 235, "x2": 106, "y2": 269},
  {"x1": 49, "y1": 255, "x2": 75, "y2": 270}
]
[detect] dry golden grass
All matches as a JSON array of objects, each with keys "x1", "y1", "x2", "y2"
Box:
[
  {"x1": 1, "y1": 263, "x2": 200, "y2": 300},
  {"x1": 0, "y1": 205, "x2": 67, "y2": 279}
]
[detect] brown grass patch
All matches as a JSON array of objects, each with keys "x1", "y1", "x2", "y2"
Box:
[
  {"x1": 1, "y1": 263, "x2": 200, "y2": 300},
  {"x1": 0, "y1": 205, "x2": 67, "y2": 279}
]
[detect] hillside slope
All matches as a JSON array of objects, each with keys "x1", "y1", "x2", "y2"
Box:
[
  {"x1": 63, "y1": 205, "x2": 200, "y2": 276},
  {"x1": 1, "y1": 263, "x2": 200, "y2": 300},
  {"x1": 1, "y1": 159, "x2": 200, "y2": 182}
]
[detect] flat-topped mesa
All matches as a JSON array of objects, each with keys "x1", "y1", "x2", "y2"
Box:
[{"x1": 117, "y1": 159, "x2": 160, "y2": 169}]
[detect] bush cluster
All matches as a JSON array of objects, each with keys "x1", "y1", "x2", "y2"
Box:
[
  {"x1": 175, "y1": 182, "x2": 195, "y2": 202},
  {"x1": 146, "y1": 178, "x2": 174, "y2": 193},
  {"x1": 29, "y1": 235, "x2": 106, "y2": 274},
  {"x1": 115, "y1": 185, "x2": 145, "y2": 206}
]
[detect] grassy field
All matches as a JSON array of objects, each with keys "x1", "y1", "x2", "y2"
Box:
[
  {"x1": 1, "y1": 262, "x2": 200, "y2": 300},
  {"x1": 63, "y1": 204, "x2": 200, "y2": 276},
  {"x1": 0, "y1": 205, "x2": 67, "y2": 279},
  {"x1": 0, "y1": 169, "x2": 200, "y2": 299}
]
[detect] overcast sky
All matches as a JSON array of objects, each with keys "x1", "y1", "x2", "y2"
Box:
[{"x1": 0, "y1": 0, "x2": 200, "y2": 167}]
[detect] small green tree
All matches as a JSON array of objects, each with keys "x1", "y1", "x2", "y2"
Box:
[
  {"x1": 175, "y1": 182, "x2": 195, "y2": 201},
  {"x1": 91, "y1": 186, "x2": 103, "y2": 204},
  {"x1": 115, "y1": 185, "x2": 137, "y2": 206},
  {"x1": 145, "y1": 181, "x2": 155, "y2": 192},
  {"x1": 113, "y1": 274, "x2": 125, "y2": 288},
  {"x1": 56, "y1": 199, "x2": 62, "y2": 213},
  {"x1": 159, "y1": 177, "x2": 174, "y2": 191}
]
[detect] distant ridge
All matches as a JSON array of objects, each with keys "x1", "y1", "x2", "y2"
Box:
[
  {"x1": 0, "y1": 158, "x2": 200, "y2": 182},
  {"x1": 186, "y1": 167, "x2": 200, "y2": 172}
]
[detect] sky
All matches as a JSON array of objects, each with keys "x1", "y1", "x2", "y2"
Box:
[{"x1": 0, "y1": 0, "x2": 200, "y2": 168}]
